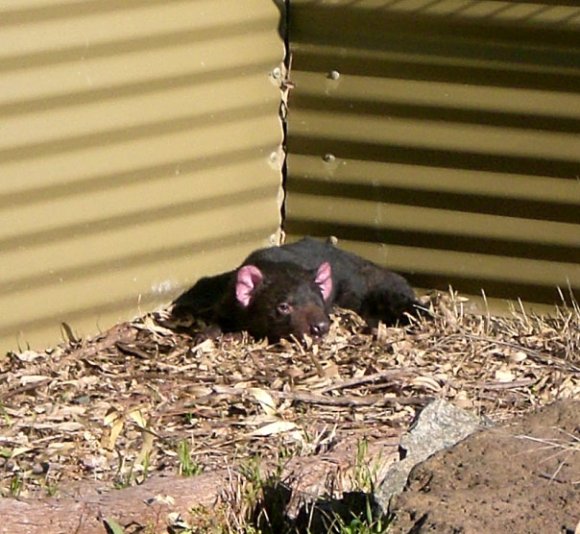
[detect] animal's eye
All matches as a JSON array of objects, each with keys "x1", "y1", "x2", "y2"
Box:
[{"x1": 276, "y1": 302, "x2": 292, "y2": 315}]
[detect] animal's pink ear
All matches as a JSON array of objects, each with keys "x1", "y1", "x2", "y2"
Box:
[
  {"x1": 315, "y1": 261, "x2": 333, "y2": 301},
  {"x1": 236, "y1": 265, "x2": 263, "y2": 307}
]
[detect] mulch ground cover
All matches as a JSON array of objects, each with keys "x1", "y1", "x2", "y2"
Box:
[{"x1": 2, "y1": 290, "x2": 577, "y2": 507}]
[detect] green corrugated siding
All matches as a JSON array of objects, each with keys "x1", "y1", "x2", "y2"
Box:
[
  {"x1": 285, "y1": 0, "x2": 580, "y2": 309},
  {"x1": 0, "y1": 0, "x2": 284, "y2": 353}
]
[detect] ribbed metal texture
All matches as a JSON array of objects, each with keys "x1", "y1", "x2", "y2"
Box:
[
  {"x1": 285, "y1": 0, "x2": 580, "y2": 310},
  {"x1": 0, "y1": 0, "x2": 284, "y2": 353}
]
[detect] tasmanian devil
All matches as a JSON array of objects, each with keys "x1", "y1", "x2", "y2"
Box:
[{"x1": 172, "y1": 237, "x2": 418, "y2": 341}]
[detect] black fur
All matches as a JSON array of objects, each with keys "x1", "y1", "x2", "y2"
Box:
[{"x1": 172, "y1": 237, "x2": 418, "y2": 340}]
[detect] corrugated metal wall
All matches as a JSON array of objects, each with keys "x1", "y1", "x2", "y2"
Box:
[
  {"x1": 0, "y1": 0, "x2": 284, "y2": 353},
  {"x1": 285, "y1": 0, "x2": 580, "y2": 310}
]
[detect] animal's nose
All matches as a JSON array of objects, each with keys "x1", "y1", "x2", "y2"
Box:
[{"x1": 310, "y1": 319, "x2": 330, "y2": 337}]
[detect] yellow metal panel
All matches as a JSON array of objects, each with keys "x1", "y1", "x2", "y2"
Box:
[
  {"x1": 295, "y1": 70, "x2": 580, "y2": 118},
  {"x1": 291, "y1": 108, "x2": 578, "y2": 161},
  {"x1": 334, "y1": 240, "x2": 578, "y2": 289},
  {"x1": 0, "y1": 1, "x2": 284, "y2": 353},
  {"x1": 1, "y1": 199, "x2": 277, "y2": 345},
  {"x1": 289, "y1": 154, "x2": 578, "y2": 207},
  {"x1": 289, "y1": 193, "x2": 579, "y2": 250},
  {"x1": 286, "y1": 0, "x2": 580, "y2": 309}
]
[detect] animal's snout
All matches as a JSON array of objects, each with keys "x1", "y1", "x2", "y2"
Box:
[{"x1": 310, "y1": 319, "x2": 330, "y2": 338}]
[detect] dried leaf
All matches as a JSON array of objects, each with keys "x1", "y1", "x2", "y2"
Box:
[
  {"x1": 13, "y1": 350, "x2": 43, "y2": 363},
  {"x1": 167, "y1": 512, "x2": 190, "y2": 529},
  {"x1": 10, "y1": 447, "x2": 33, "y2": 458},
  {"x1": 136, "y1": 431, "x2": 155, "y2": 467},
  {"x1": 104, "y1": 409, "x2": 124, "y2": 450},
  {"x1": 147, "y1": 494, "x2": 176, "y2": 506},
  {"x1": 239, "y1": 414, "x2": 280, "y2": 427},
  {"x1": 20, "y1": 375, "x2": 50, "y2": 385},
  {"x1": 104, "y1": 409, "x2": 121, "y2": 427},
  {"x1": 510, "y1": 351, "x2": 528, "y2": 363},
  {"x1": 249, "y1": 388, "x2": 278, "y2": 415},
  {"x1": 250, "y1": 420, "x2": 298, "y2": 437},
  {"x1": 412, "y1": 375, "x2": 441, "y2": 392},
  {"x1": 192, "y1": 338, "x2": 215, "y2": 353},
  {"x1": 128, "y1": 409, "x2": 147, "y2": 429},
  {"x1": 141, "y1": 315, "x2": 173, "y2": 336},
  {"x1": 54, "y1": 422, "x2": 85, "y2": 432},
  {"x1": 495, "y1": 369, "x2": 515, "y2": 383}
]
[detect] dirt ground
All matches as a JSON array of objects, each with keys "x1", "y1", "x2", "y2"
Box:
[
  {"x1": 0, "y1": 291, "x2": 578, "y2": 533},
  {"x1": 389, "y1": 399, "x2": 580, "y2": 534}
]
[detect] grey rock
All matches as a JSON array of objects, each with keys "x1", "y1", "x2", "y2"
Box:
[{"x1": 374, "y1": 398, "x2": 489, "y2": 515}]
